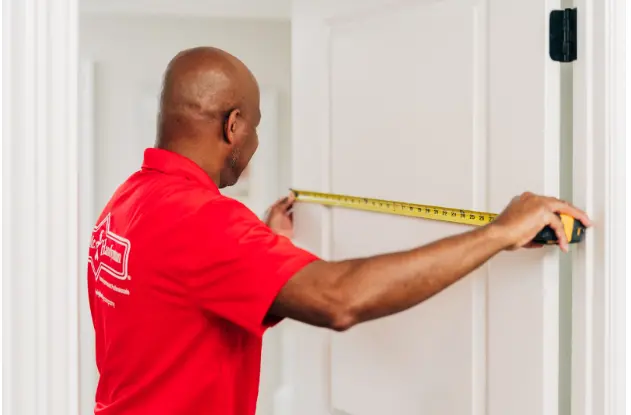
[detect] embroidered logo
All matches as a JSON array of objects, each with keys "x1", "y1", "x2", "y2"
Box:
[{"x1": 88, "y1": 213, "x2": 131, "y2": 281}]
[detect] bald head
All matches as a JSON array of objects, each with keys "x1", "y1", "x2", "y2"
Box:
[{"x1": 156, "y1": 47, "x2": 261, "y2": 188}]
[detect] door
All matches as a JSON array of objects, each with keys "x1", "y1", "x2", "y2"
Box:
[{"x1": 285, "y1": 1, "x2": 561, "y2": 415}]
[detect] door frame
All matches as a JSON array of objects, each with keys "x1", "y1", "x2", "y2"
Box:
[
  {"x1": 571, "y1": 0, "x2": 626, "y2": 414},
  {"x1": 3, "y1": 0, "x2": 80, "y2": 413},
  {"x1": 78, "y1": 58, "x2": 99, "y2": 415}
]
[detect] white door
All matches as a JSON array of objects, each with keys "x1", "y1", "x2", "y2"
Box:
[{"x1": 283, "y1": 0, "x2": 561, "y2": 415}]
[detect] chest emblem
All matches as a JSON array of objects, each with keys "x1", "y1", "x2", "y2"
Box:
[{"x1": 88, "y1": 213, "x2": 131, "y2": 280}]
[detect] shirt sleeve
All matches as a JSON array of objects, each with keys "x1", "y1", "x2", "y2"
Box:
[{"x1": 181, "y1": 197, "x2": 319, "y2": 336}]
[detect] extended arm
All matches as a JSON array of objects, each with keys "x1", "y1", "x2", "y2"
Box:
[
  {"x1": 269, "y1": 224, "x2": 503, "y2": 331},
  {"x1": 267, "y1": 192, "x2": 592, "y2": 331}
]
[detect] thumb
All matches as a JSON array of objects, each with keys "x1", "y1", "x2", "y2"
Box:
[
  {"x1": 277, "y1": 193, "x2": 295, "y2": 212},
  {"x1": 269, "y1": 193, "x2": 293, "y2": 215}
]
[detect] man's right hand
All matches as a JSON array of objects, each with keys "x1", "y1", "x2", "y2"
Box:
[{"x1": 490, "y1": 192, "x2": 592, "y2": 253}]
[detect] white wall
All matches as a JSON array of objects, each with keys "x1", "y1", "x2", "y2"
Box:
[
  {"x1": 80, "y1": 14, "x2": 293, "y2": 210},
  {"x1": 79, "y1": 14, "x2": 292, "y2": 415}
]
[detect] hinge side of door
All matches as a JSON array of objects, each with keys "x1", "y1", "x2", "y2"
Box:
[{"x1": 549, "y1": 8, "x2": 577, "y2": 62}]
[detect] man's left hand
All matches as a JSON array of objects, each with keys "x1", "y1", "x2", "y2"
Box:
[{"x1": 264, "y1": 193, "x2": 295, "y2": 239}]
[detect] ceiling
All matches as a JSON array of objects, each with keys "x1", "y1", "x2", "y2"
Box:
[{"x1": 81, "y1": 0, "x2": 292, "y2": 20}]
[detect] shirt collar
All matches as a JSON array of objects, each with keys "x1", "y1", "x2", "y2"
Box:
[{"x1": 141, "y1": 148, "x2": 220, "y2": 193}]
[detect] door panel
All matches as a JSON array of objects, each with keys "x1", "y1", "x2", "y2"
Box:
[
  {"x1": 289, "y1": 0, "x2": 560, "y2": 414},
  {"x1": 328, "y1": 2, "x2": 486, "y2": 414}
]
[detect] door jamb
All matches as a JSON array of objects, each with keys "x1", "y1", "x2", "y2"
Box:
[
  {"x1": 571, "y1": 0, "x2": 626, "y2": 414},
  {"x1": 2, "y1": 0, "x2": 81, "y2": 413}
]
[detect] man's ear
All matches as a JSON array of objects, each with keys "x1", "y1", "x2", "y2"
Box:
[{"x1": 223, "y1": 108, "x2": 240, "y2": 144}]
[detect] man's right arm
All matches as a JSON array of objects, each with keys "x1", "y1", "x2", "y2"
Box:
[{"x1": 268, "y1": 192, "x2": 591, "y2": 331}]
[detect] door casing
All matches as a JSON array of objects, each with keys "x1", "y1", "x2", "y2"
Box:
[{"x1": 571, "y1": 0, "x2": 626, "y2": 414}]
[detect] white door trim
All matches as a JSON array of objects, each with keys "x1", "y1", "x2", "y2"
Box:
[
  {"x1": 2, "y1": 0, "x2": 81, "y2": 413},
  {"x1": 80, "y1": 0, "x2": 291, "y2": 21},
  {"x1": 78, "y1": 59, "x2": 99, "y2": 415},
  {"x1": 572, "y1": 0, "x2": 626, "y2": 414}
]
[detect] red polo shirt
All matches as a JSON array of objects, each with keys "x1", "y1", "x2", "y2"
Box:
[{"x1": 87, "y1": 148, "x2": 319, "y2": 415}]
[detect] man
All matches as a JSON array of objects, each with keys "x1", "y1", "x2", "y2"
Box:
[{"x1": 87, "y1": 46, "x2": 591, "y2": 415}]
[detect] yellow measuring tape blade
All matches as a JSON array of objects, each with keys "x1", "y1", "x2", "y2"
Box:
[{"x1": 291, "y1": 189, "x2": 497, "y2": 227}]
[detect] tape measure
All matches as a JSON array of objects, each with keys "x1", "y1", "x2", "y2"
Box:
[{"x1": 290, "y1": 189, "x2": 585, "y2": 245}]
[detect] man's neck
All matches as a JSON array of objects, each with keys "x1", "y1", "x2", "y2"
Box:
[{"x1": 155, "y1": 139, "x2": 223, "y2": 187}]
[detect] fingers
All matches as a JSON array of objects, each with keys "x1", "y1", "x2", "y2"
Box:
[
  {"x1": 286, "y1": 191, "x2": 296, "y2": 206},
  {"x1": 270, "y1": 193, "x2": 295, "y2": 215},
  {"x1": 502, "y1": 192, "x2": 590, "y2": 253},
  {"x1": 281, "y1": 193, "x2": 295, "y2": 213},
  {"x1": 545, "y1": 211, "x2": 569, "y2": 252},
  {"x1": 546, "y1": 197, "x2": 592, "y2": 227}
]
